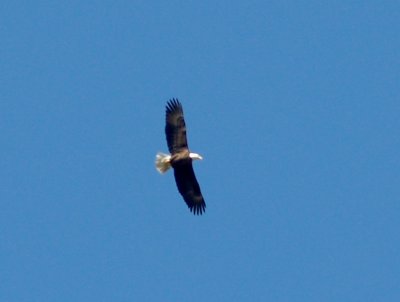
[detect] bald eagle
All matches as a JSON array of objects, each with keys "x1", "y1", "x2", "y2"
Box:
[{"x1": 155, "y1": 99, "x2": 206, "y2": 215}]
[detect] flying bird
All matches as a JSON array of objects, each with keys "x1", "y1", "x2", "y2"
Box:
[{"x1": 155, "y1": 99, "x2": 206, "y2": 215}]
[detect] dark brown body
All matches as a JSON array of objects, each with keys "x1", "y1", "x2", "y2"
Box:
[{"x1": 165, "y1": 99, "x2": 206, "y2": 215}]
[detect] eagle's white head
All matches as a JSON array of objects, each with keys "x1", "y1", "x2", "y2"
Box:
[{"x1": 189, "y1": 152, "x2": 203, "y2": 161}]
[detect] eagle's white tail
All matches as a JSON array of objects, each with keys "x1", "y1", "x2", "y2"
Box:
[{"x1": 155, "y1": 152, "x2": 172, "y2": 174}]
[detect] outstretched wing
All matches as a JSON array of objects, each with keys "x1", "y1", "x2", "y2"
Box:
[
  {"x1": 173, "y1": 162, "x2": 206, "y2": 215},
  {"x1": 165, "y1": 99, "x2": 188, "y2": 154}
]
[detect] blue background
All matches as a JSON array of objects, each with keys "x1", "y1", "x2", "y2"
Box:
[{"x1": 1, "y1": 1, "x2": 399, "y2": 301}]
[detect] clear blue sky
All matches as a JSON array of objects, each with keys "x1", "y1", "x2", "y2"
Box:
[{"x1": 1, "y1": 1, "x2": 399, "y2": 301}]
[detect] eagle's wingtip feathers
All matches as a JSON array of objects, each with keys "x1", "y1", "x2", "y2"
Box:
[
  {"x1": 189, "y1": 202, "x2": 206, "y2": 215},
  {"x1": 166, "y1": 98, "x2": 182, "y2": 114}
]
